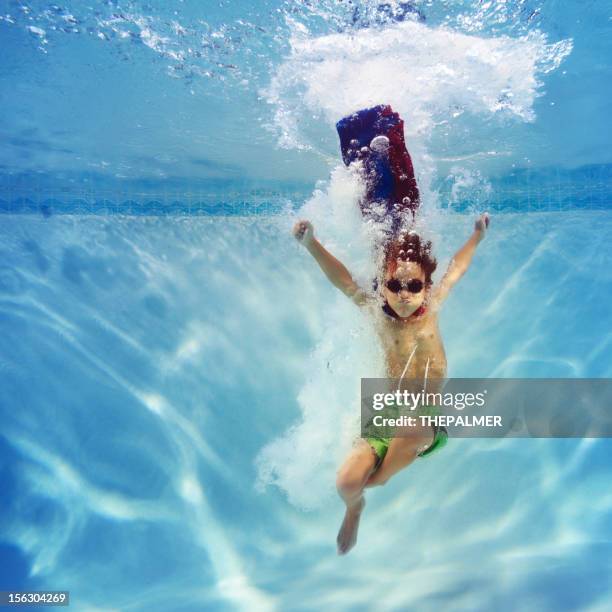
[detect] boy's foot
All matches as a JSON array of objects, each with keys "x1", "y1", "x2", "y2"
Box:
[{"x1": 336, "y1": 497, "x2": 366, "y2": 555}]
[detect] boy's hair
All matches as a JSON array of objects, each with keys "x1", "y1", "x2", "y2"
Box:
[{"x1": 384, "y1": 232, "x2": 437, "y2": 285}]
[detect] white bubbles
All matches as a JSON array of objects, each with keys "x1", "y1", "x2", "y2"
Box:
[
  {"x1": 264, "y1": 18, "x2": 572, "y2": 180},
  {"x1": 255, "y1": 294, "x2": 384, "y2": 510},
  {"x1": 448, "y1": 166, "x2": 493, "y2": 206},
  {"x1": 27, "y1": 25, "x2": 46, "y2": 37},
  {"x1": 255, "y1": 165, "x2": 386, "y2": 510}
]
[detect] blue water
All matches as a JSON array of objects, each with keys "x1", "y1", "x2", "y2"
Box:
[{"x1": 1, "y1": 1, "x2": 612, "y2": 611}]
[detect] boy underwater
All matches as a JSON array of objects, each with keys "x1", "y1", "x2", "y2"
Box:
[
  {"x1": 292, "y1": 105, "x2": 489, "y2": 555},
  {"x1": 293, "y1": 213, "x2": 489, "y2": 554}
]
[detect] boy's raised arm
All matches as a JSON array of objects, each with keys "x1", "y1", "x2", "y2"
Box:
[
  {"x1": 293, "y1": 220, "x2": 368, "y2": 306},
  {"x1": 430, "y1": 212, "x2": 490, "y2": 307}
]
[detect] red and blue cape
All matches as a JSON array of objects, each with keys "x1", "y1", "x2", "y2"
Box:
[{"x1": 336, "y1": 104, "x2": 420, "y2": 233}]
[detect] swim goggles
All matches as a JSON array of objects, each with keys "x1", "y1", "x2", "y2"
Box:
[{"x1": 385, "y1": 278, "x2": 424, "y2": 293}]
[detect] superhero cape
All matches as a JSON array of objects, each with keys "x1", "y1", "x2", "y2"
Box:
[{"x1": 336, "y1": 105, "x2": 419, "y2": 234}]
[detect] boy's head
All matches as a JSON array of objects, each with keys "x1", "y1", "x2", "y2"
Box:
[{"x1": 382, "y1": 232, "x2": 437, "y2": 317}]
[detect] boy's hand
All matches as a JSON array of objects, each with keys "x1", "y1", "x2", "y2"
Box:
[
  {"x1": 474, "y1": 212, "x2": 490, "y2": 241},
  {"x1": 293, "y1": 220, "x2": 315, "y2": 248}
]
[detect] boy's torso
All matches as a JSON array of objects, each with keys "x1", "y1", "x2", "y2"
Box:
[{"x1": 376, "y1": 311, "x2": 447, "y2": 381}]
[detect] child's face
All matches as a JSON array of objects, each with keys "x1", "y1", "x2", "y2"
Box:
[{"x1": 383, "y1": 259, "x2": 427, "y2": 317}]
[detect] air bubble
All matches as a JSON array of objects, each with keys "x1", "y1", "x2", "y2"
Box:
[{"x1": 370, "y1": 135, "x2": 390, "y2": 153}]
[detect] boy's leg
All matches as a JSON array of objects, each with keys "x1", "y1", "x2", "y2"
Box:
[
  {"x1": 335, "y1": 440, "x2": 378, "y2": 555},
  {"x1": 365, "y1": 425, "x2": 434, "y2": 487},
  {"x1": 336, "y1": 439, "x2": 378, "y2": 505}
]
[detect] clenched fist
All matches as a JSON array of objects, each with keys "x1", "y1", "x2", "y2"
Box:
[
  {"x1": 293, "y1": 220, "x2": 315, "y2": 248},
  {"x1": 474, "y1": 212, "x2": 490, "y2": 239}
]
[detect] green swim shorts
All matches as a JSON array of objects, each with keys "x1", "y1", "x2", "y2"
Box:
[{"x1": 364, "y1": 403, "x2": 448, "y2": 465}]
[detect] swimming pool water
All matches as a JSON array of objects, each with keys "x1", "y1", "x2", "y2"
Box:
[
  {"x1": 1, "y1": 210, "x2": 611, "y2": 610},
  {"x1": 1, "y1": 1, "x2": 612, "y2": 610}
]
